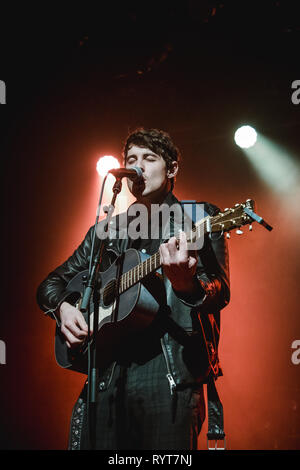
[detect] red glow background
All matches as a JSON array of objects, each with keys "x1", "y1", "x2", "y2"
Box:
[{"x1": 1, "y1": 2, "x2": 300, "y2": 450}]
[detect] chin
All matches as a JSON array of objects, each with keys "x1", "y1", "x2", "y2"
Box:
[{"x1": 132, "y1": 183, "x2": 167, "y2": 202}]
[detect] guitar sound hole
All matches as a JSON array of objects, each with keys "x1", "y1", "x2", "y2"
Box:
[{"x1": 102, "y1": 279, "x2": 116, "y2": 306}]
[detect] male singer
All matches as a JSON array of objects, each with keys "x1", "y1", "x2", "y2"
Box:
[{"x1": 36, "y1": 127, "x2": 230, "y2": 449}]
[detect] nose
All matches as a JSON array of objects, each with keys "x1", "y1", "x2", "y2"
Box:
[{"x1": 136, "y1": 159, "x2": 145, "y2": 172}]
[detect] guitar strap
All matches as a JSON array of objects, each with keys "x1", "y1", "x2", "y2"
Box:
[
  {"x1": 206, "y1": 375, "x2": 225, "y2": 449},
  {"x1": 180, "y1": 200, "x2": 226, "y2": 450}
]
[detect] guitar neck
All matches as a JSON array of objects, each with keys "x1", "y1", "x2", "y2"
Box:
[
  {"x1": 119, "y1": 215, "x2": 210, "y2": 293},
  {"x1": 111, "y1": 198, "x2": 255, "y2": 295}
]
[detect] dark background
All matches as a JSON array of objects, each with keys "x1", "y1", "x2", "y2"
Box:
[{"x1": 0, "y1": 1, "x2": 300, "y2": 450}]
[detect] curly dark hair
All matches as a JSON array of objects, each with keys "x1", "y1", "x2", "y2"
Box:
[{"x1": 123, "y1": 128, "x2": 181, "y2": 189}]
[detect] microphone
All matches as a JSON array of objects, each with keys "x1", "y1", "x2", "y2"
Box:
[{"x1": 109, "y1": 166, "x2": 143, "y2": 182}]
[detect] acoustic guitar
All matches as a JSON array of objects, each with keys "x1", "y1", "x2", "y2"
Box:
[{"x1": 55, "y1": 199, "x2": 255, "y2": 373}]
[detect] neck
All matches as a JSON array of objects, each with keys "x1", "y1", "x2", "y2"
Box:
[{"x1": 134, "y1": 183, "x2": 171, "y2": 212}]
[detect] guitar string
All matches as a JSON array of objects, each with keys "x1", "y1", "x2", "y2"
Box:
[
  {"x1": 99, "y1": 208, "x2": 243, "y2": 300},
  {"x1": 100, "y1": 216, "x2": 210, "y2": 300}
]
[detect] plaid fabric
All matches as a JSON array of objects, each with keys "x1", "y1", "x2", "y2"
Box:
[{"x1": 75, "y1": 353, "x2": 205, "y2": 450}]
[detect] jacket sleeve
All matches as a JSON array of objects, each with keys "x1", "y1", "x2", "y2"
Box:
[
  {"x1": 36, "y1": 225, "x2": 95, "y2": 321},
  {"x1": 173, "y1": 202, "x2": 230, "y2": 312}
]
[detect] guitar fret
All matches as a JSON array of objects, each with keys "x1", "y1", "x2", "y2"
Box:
[
  {"x1": 112, "y1": 204, "x2": 254, "y2": 297},
  {"x1": 118, "y1": 223, "x2": 206, "y2": 294},
  {"x1": 119, "y1": 217, "x2": 210, "y2": 294},
  {"x1": 152, "y1": 255, "x2": 156, "y2": 270}
]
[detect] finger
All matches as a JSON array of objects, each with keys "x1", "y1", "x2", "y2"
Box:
[
  {"x1": 188, "y1": 255, "x2": 198, "y2": 270},
  {"x1": 64, "y1": 319, "x2": 87, "y2": 339},
  {"x1": 167, "y1": 236, "x2": 179, "y2": 257},
  {"x1": 176, "y1": 231, "x2": 188, "y2": 263},
  {"x1": 187, "y1": 246, "x2": 198, "y2": 267},
  {"x1": 76, "y1": 312, "x2": 89, "y2": 333},
  {"x1": 160, "y1": 243, "x2": 170, "y2": 265},
  {"x1": 61, "y1": 327, "x2": 84, "y2": 347}
]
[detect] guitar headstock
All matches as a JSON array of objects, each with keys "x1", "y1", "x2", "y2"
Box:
[{"x1": 210, "y1": 199, "x2": 255, "y2": 235}]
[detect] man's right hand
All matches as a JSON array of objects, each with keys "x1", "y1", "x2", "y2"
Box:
[{"x1": 59, "y1": 301, "x2": 92, "y2": 348}]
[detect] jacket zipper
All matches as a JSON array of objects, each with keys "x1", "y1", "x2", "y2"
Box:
[{"x1": 160, "y1": 336, "x2": 177, "y2": 396}]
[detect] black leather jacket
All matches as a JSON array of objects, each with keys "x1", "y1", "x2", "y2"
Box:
[{"x1": 36, "y1": 192, "x2": 230, "y2": 392}]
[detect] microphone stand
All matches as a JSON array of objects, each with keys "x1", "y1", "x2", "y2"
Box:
[{"x1": 80, "y1": 175, "x2": 123, "y2": 449}]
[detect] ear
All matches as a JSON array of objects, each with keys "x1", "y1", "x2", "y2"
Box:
[{"x1": 167, "y1": 161, "x2": 179, "y2": 179}]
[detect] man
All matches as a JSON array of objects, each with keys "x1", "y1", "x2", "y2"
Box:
[{"x1": 36, "y1": 128, "x2": 230, "y2": 450}]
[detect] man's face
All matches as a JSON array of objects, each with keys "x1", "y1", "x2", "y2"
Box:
[{"x1": 125, "y1": 145, "x2": 170, "y2": 201}]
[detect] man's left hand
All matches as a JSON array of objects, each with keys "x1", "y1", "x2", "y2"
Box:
[{"x1": 159, "y1": 231, "x2": 198, "y2": 294}]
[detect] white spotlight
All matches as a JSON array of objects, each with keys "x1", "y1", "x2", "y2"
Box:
[
  {"x1": 234, "y1": 125, "x2": 257, "y2": 149},
  {"x1": 96, "y1": 155, "x2": 120, "y2": 177}
]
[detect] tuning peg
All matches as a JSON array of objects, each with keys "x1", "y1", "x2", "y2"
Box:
[
  {"x1": 226, "y1": 233, "x2": 231, "y2": 239},
  {"x1": 224, "y1": 208, "x2": 229, "y2": 211},
  {"x1": 236, "y1": 229, "x2": 243, "y2": 235},
  {"x1": 249, "y1": 224, "x2": 253, "y2": 231}
]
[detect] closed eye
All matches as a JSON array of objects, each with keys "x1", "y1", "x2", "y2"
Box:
[
  {"x1": 126, "y1": 157, "x2": 136, "y2": 164},
  {"x1": 126, "y1": 153, "x2": 159, "y2": 164}
]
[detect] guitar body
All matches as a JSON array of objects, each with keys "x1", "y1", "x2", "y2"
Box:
[{"x1": 55, "y1": 249, "x2": 162, "y2": 373}]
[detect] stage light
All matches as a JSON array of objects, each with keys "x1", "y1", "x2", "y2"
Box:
[
  {"x1": 96, "y1": 155, "x2": 120, "y2": 177},
  {"x1": 234, "y1": 125, "x2": 257, "y2": 149},
  {"x1": 241, "y1": 134, "x2": 300, "y2": 195}
]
